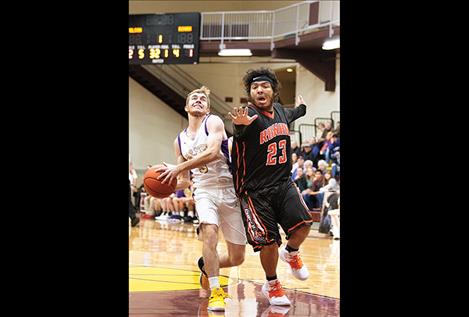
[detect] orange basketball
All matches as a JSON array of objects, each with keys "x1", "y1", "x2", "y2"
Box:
[{"x1": 143, "y1": 165, "x2": 177, "y2": 199}]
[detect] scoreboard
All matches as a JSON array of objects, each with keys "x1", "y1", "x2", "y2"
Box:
[{"x1": 129, "y1": 13, "x2": 200, "y2": 65}]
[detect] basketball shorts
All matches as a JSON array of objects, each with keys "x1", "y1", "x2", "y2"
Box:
[
  {"x1": 238, "y1": 179, "x2": 313, "y2": 252},
  {"x1": 193, "y1": 183, "x2": 247, "y2": 245}
]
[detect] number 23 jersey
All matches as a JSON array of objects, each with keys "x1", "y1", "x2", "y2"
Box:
[{"x1": 231, "y1": 102, "x2": 306, "y2": 195}]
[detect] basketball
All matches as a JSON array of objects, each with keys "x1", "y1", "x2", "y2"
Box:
[{"x1": 143, "y1": 165, "x2": 177, "y2": 198}]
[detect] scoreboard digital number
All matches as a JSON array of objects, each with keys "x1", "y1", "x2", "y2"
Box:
[{"x1": 129, "y1": 13, "x2": 200, "y2": 65}]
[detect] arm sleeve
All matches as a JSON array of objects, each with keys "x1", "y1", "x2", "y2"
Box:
[{"x1": 284, "y1": 104, "x2": 306, "y2": 124}]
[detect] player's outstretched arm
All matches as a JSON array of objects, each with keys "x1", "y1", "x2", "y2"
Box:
[
  {"x1": 285, "y1": 95, "x2": 307, "y2": 123},
  {"x1": 229, "y1": 106, "x2": 258, "y2": 126}
]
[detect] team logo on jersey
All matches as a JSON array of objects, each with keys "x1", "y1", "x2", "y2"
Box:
[
  {"x1": 187, "y1": 144, "x2": 208, "y2": 158},
  {"x1": 259, "y1": 123, "x2": 290, "y2": 144}
]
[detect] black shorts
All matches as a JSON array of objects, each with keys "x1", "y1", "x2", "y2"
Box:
[{"x1": 238, "y1": 179, "x2": 313, "y2": 252}]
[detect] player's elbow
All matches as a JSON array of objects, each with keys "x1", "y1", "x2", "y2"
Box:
[{"x1": 206, "y1": 148, "x2": 219, "y2": 162}]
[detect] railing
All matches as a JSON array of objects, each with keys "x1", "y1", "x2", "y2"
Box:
[
  {"x1": 202, "y1": 11, "x2": 273, "y2": 41},
  {"x1": 289, "y1": 129, "x2": 302, "y2": 147},
  {"x1": 201, "y1": 0, "x2": 340, "y2": 49},
  {"x1": 298, "y1": 123, "x2": 316, "y2": 144},
  {"x1": 141, "y1": 64, "x2": 234, "y2": 133},
  {"x1": 313, "y1": 117, "x2": 332, "y2": 137},
  {"x1": 330, "y1": 110, "x2": 340, "y2": 128}
]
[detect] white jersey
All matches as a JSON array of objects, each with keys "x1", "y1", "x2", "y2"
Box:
[{"x1": 177, "y1": 114, "x2": 232, "y2": 188}]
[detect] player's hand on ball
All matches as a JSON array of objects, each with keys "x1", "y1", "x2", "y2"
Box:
[
  {"x1": 228, "y1": 106, "x2": 258, "y2": 126},
  {"x1": 153, "y1": 164, "x2": 167, "y2": 173},
  {"x1": 157, "y1": 162, "x2": 180, "y2": 185}
]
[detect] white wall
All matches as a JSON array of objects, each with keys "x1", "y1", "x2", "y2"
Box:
[
  {"x1": 178, "y1": 61, "x2": 297, "y2": 109},
  {"x1": 129, "y1": 77, "x2": 188, "y2": 176},
  {"x1": 293, "y1": 53, "x2": 340, "y2": 142},
  {"x1": 177, "y1": 63, "x2": 244, "y2": 113}
]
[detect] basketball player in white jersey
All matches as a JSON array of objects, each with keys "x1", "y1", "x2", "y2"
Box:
[{"x1": 156, "y1": 86, "x2": 246, "y2": 312}]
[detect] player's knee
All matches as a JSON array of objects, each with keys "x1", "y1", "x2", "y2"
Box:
[
  {"x1": 201, "y1": 224, "x2": 218, "y2": 244},
  {"x1": 290, "y1": 224, "x2": 311, "y2": 238},
  {"x1": 230, "y1": 253, "x2": 245, "y2": 266},
  {"x1": 298, "y1": 223, "x2": 312, "y2": 235}
]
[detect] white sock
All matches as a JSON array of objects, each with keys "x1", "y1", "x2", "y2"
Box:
[
  {"x1": 208, "y1": 277, "x2": 220, "y2": 290},
  {"x1": 188, "y1": 211, "x2": 194, "y2": 217}
]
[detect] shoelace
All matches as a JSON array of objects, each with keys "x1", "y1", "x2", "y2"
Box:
[
  {"x1": 288, "y1": 253, "x2": 303, "y2": 270},
  {"x1": 209, "y1": 289, "x2": 231, "y2": 300},
  {"x1": 268, "y1": 282, "x2": 285, "y2": 298}
]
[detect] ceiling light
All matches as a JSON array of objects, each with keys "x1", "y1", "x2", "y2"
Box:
[
  {"x1": 218, "y1": 49, "x2": 252, "y2": 57},
  {"x1": 322, "y1": 36, "x2": 340, "y2": 50},
  {"x1": 286, "y1": 68, "x2": 293, "y2": 72}
]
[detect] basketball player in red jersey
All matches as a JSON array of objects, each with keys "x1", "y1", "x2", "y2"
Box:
[{"x1": 229, "y1": 68, "x2": 312, "y2": 307}]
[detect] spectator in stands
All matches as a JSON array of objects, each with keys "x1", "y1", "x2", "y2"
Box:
[
  {"x1": 144, "y1": 194, "x2": 161, "y2": 217},
  {"x1": 291, "y1": 140, "x2": 301, "y2": 157},
  {"x1": 328, "y1": 133, "x2": 340, "y2": 177},
  {"x1": 294, "y1": 167, "x2": 308, "y2": 192},
  {"x1": 316, "y1": 178, "x2": 340, "y2": 209},
  {"x1": 129, "y1": 161, "x2": 140, "y2": 227},
  {"x1": 324, "y1": 171, "x2": 332, "y2": 185},
  {"x1": 129, "y1": 161, "x2": 138, "y2": 205},
  {"x1": 156, "y1": 194, "x2": 176, "y2": 220},
  {"x1": 129, "y1": 179, "x2": 140, "y2": 227},
  {"x1": 291, "y1": 152, "x2": 298, "y2": 169},
  {"x1": 309, "y1": 137, "x2": 321, "y2": 166},
  {"x1": 327, "y1": 195, "x2": 340, "y2": 240},
  {"x1": 168, "y1": 189, "x2": 186, "y2": 222},
  {"x1": 333, "y1": 122, "x2": 340, "y2": 138},
  {"x1": 328, "y1": 134, "x2": 340, "y2": 164},
  {"x1": 180, "y1": 185, "x2": 196, "y2": 223},
  {"x1": 291, "y1": 153, "x2": 298, "y2": 180},
  {"x1": 321, "y1": 121, "x2": 332, "y2": 140},
  {"x1": 304, "y1": 166, "x2": 315, "y2": 189},
  {"x1": 317, "y1": 159, "x2": 328, "y2": 175},
  {"x1": 302, "y1": 170, "x2": 325, "y2": 209},
  {"x1": 303, "y1": 159, "x2": 314, "y2": 172},
  {"x1": 328, "y1": 132, "x2": 339, "y2": 153},
  {"x1": 332, "y1": 155, "x2": 340, "y2": 179},
  {"x1": 291, "y1": 155, "x2": 304, "y2": 181},
  {"x1": 301, "y1": 142, "x2": 315, "y2": 162},
  {"x1": 316, "y1": 122, "x2": 325, "y2": 140},
  {"x1": 320, "y1": 131, "x2": 334, "y2": 163},
  {"x1": 135, "y1": 184, "x2": 145, "y2": 213}
]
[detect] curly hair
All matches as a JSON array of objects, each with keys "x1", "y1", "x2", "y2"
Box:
[
  {"x1": 242, "y1": 67, "x2": 281, "y2": 102},
  {"x1": 186, "y1": 86, "x2": 211, "y2": 109}
]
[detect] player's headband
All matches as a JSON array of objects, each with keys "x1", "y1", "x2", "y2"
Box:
[{"x1": 250, "y1": 76, "x2": 274, "y2": 86}]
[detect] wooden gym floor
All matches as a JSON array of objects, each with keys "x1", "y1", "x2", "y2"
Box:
[{"x1": 129, "y1": 218, "x2": 340, "y2": 316}]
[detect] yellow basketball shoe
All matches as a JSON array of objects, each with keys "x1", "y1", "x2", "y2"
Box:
[{"x1": 208, "y1": 287, "x2": 227, "y2": 311}]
